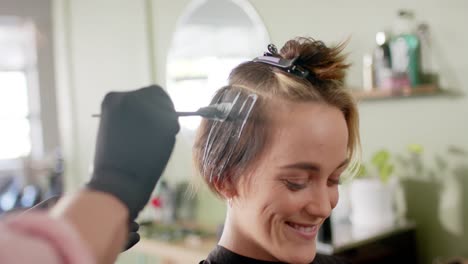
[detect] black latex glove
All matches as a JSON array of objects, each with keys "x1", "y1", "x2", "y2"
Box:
[
  {"x1": 122, "y1": 221, "x2": 140, "y2": 251},
  {"x1": 87, "y1": 85, "x2": 180, "y2": 221}
]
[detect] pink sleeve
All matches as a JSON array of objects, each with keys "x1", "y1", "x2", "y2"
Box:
[{"x1": 0, "y1": 211, "x2": 95, "y2": 264}]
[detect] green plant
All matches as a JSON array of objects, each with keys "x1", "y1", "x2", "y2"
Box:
[
  {"x1": 395, "y1": 144, "x2": 468, "y2": 182},
  {"x1": 357, "y1": 145, "x2": 468, "y2": 183},
  {"x1": 357, "y1": 149, "x2": 395, "y2": 183}
]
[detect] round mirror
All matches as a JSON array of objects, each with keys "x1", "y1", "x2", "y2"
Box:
[{"x1": 166, "y1": 0, "x2": 270, "y2": 131}]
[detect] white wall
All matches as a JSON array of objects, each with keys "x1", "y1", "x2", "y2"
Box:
[{"x1": 53, "y1": 0, "x2": 153, "y2": 188}]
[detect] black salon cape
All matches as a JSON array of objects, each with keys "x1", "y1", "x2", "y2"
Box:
[{"x1": 199, "y1": 246, "x2": 349, "y2": 264}]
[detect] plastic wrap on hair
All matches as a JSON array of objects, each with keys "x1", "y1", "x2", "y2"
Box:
[{"x1": 201, "y1": 87, "x2": 258, "y2": 182}]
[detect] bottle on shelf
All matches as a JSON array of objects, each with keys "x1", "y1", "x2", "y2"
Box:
[
  {"x1": 157, "y1": 180, "x2": 175, "y2": 224},
  {"x1": 362, "y1": 53, "x2": 374, "y2": 91},
  {"x1": 373, "y1": 31, "x2": 393, "y2": 89},
  {"x1": 416, "y1": 23, "x2": 437, "y2": 85},
  {"x1": 138, "y1": 180, "x2": 175, "y2": 224},
  {"x1": 389, "y1": 10, "x2": 421, "y2": 88}
]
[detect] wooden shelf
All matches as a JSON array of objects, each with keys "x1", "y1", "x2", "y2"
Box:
[{"x1": 351, "y1": 84, "x2": 445, "y2": 101}]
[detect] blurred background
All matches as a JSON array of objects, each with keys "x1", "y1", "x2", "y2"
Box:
[{"x1": 0, "y1": 0, "x2": 467, "y2": 263}]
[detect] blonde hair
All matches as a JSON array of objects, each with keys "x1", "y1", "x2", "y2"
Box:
[{"x1": 193, "y1": 37, "x2": 361, "y2": 196}]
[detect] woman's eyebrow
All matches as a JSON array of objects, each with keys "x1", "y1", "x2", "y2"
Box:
[
  {"x1": 280, "y1": 159, "x2": 349, "y2": 172},
  {"x1": 280, "y1": 162, "x2": 320, "y2": 172}
]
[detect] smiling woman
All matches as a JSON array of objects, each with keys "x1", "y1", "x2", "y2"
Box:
[{"x1": 194, "y1": 37, "x2": 360, "y2": 264}]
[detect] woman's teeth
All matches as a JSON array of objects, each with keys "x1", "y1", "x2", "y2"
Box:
[
  {"x1": 287, "y1": 222, "x2": 316, "y2": 233},
  {"x1": 293, "y1": 225, "x2": 314, "y2": 233}
]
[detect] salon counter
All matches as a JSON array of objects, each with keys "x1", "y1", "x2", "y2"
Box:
[
  {"x1": 130, "y1": 237, "x2": 215, "y2": 264},
  {"x1": 119, "y1": 219, "x2": 218, "y2": 263}
]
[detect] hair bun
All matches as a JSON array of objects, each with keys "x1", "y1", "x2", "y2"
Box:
[{"x1": 279, "y1": 37, "x2": 349, "y2": 84}]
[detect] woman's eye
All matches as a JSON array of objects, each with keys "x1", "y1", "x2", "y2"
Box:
[
  {"x1": 327, "y1": 178, "x2": 341, "y2": 186},
  {"x1": 328, "y1": 171, "x2": 343, "y2": 186},
  {"x1": 284, "y1": 180, "x2": 307, "y2": 191}
]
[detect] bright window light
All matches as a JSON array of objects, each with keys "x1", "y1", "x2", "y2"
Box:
[
  {"x1": 167, "y1": 57, "x2": 248, "y2": 131},
  {"x1": 0, "y1": 71, "x2": 31, "y2": 159}
]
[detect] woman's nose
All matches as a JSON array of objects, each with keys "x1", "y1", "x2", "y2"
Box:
[{"x1": 304, "y1": 185, "x2": 333, "y2": 218}]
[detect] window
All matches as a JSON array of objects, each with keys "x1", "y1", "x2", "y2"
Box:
[
  {"x1": 0, "y1": 71, "x2": 31, "y2": 159},
  {"x1": 166, "y1": 0, "x2": 269, "y2": 132},
  {"x1": 167, "y1": 57, "x2": 249, "y2": 130},
  {"x1": 0, "y1": 5, "x2": 60, "y2": 213},
  {"x1": 0, "y1": 17, "x2": 40, "y2": 164}
]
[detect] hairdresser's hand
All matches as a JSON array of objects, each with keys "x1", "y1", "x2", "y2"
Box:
[
  {"x1": 87, "y1": 85, "x2": 180, "y2": 221},
  {"x1": 122, "y1": 221, "x2": 140, "y2": 251}
]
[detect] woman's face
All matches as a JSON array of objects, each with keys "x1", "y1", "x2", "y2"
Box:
[{"x1": 230, "y1": 101, "x2": 349, "y2": 263}]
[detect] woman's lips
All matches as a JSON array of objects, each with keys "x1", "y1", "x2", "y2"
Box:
[{"x1": 285, "y1": 221, "x2": 319, "y2": 240}]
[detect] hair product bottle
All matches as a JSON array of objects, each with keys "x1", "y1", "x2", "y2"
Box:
[
  {"x1": 373, "y1": 31, "x2": 393, "y2": 89},
  {"x1": 390, "y1": 10, "x2": 421, "y2": 87}
]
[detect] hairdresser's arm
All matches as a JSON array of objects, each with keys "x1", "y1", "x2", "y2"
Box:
[
  {"x1": 0, "y1": 190, "x2": 126, "y2": 264},
  {"x1": 56, "y1": 85, "x2": 179, "y2": 263},
  {"x1": 0, "y1": 210, "x2": 95, "y2": 264},
  {"x1": 49, "y1": 190, "x2": 128, "y2": 263},
  {"x1": 0, "y1": 85, "x2": 179, "y2": 264},
  {"x1": 0, "y1": 190, "x2": 132, "y2": 264},
  {"x1": 65, "y1": 85, "x2": 179, "y2": 263}
]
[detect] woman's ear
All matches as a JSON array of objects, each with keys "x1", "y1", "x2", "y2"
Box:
[{"x1": 212, "y1": 171, "x2": 238, "y2": 199}]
